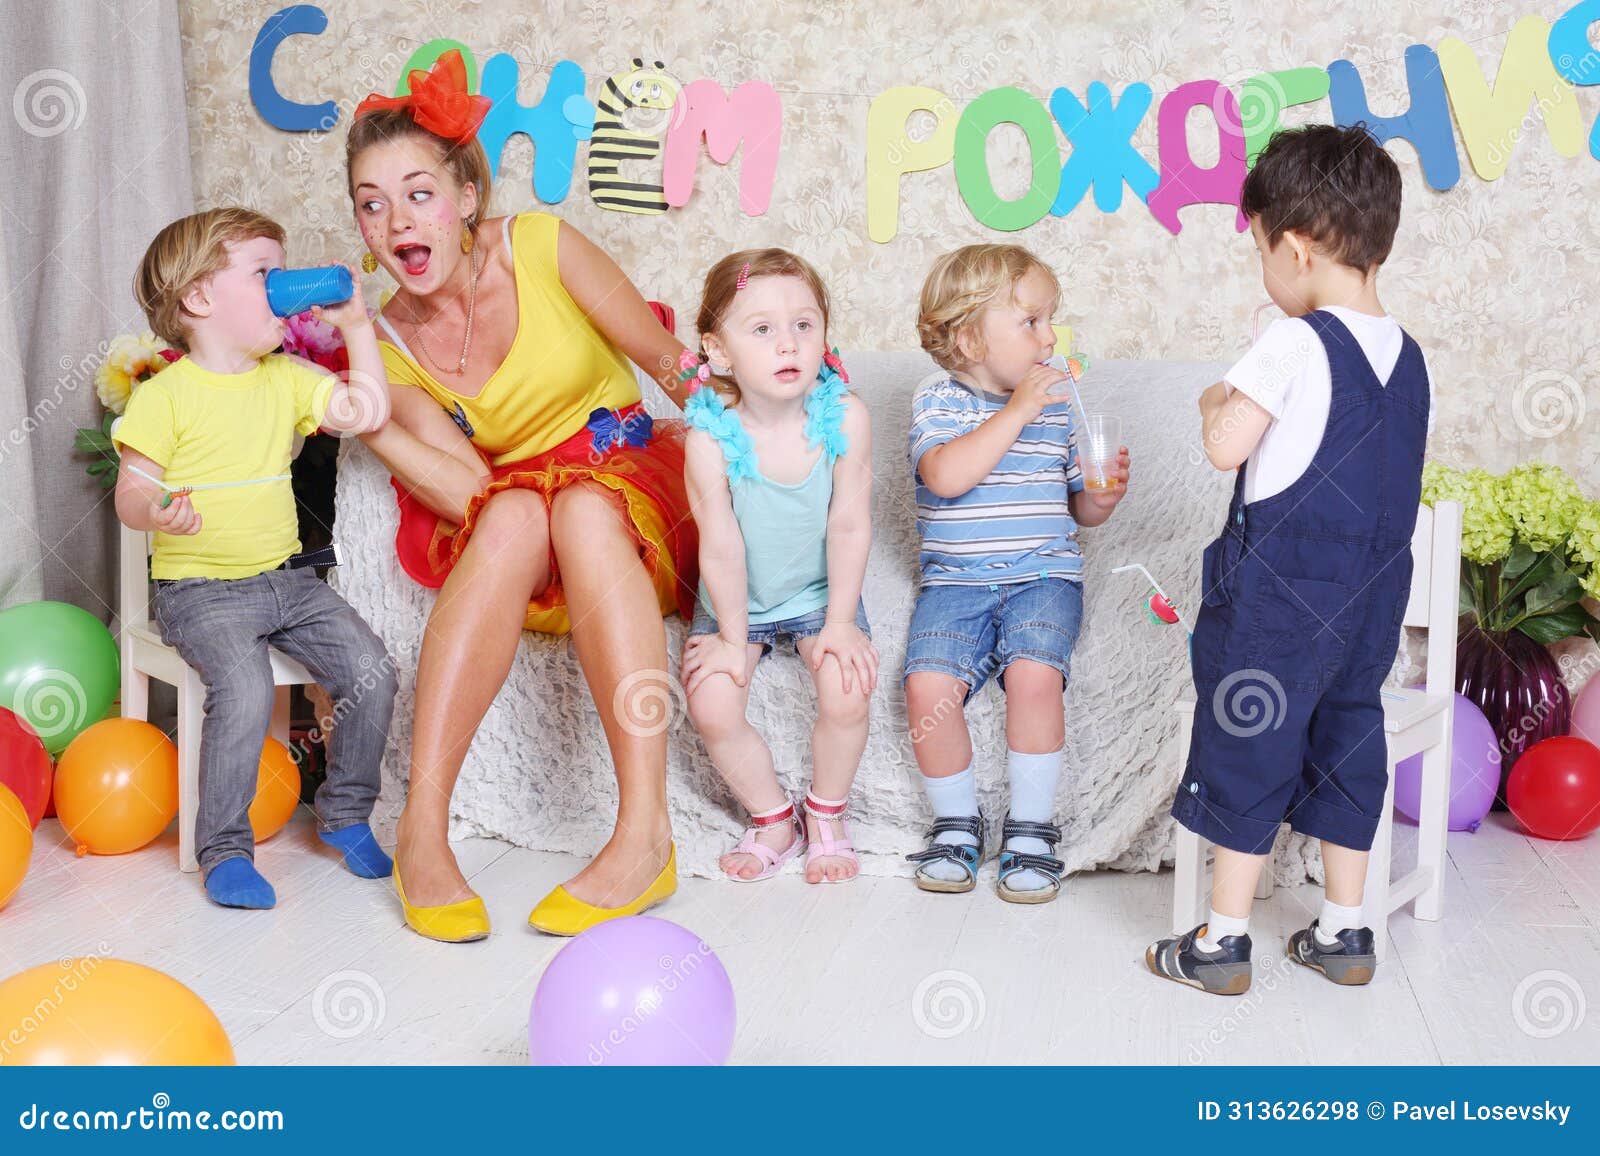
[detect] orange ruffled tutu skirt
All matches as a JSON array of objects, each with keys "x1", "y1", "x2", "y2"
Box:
[{"x1": 390, "y1": 402, "x2": 698, "y2": 635}]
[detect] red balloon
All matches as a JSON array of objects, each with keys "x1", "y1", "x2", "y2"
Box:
[
  {"x1": 0, "y1": 707, "x2": 51, "y2": 829},
  {"x1": 1507, "y1": 736, "x2": 1600, "y2": 841}
]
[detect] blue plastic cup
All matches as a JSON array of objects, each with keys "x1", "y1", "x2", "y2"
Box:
[{"x1": 265, "y1": 265, "x2": 354, "y2": 318}]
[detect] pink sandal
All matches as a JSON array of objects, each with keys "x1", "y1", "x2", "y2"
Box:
[
  {"x1": 803, "y1": 792, "x2": 860, "y2": 884},
  {"x1": 722, "y1": 798, "x2": 805, "y2": 883}
]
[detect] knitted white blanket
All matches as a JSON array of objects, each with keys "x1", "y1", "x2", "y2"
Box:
[{"x1": 332, "y1": 352, "x2": 1361, "y2": 882}]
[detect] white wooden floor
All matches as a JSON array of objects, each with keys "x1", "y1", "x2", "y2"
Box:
[{"x1": 4, "y1": 812, "x2": 1596, "y2": 1064}]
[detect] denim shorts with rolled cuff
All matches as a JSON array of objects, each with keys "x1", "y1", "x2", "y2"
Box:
[
  {"x1": 902, "y1": 576, "x2": 1084, "y2": 697},
  {"x1": 688, "y1": 600, "x2": 871, "y2": 654}
]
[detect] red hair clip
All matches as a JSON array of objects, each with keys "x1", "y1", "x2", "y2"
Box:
[
  {"x1": 734, "y1": 262, "x2": 750, "y2": 292},
  {"x1": 354, "y1": 50, "x2": 491, "y2": 146}
]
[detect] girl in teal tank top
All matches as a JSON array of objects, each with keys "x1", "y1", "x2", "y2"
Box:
[{"x1": 679, "y1": 249, "x2": 877, "y2": 886}]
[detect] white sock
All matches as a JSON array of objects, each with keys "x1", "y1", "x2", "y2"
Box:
[
  {"x1": 1198, "y1": 909, "x2": 1249, "y2": 951},
  {"x1": 1003, "y1": 747, "x2": 1063, "y2": 891},
  {"x1": 917, "y1": 765, "x2": 978, "y2": 883},
  {"x1": 1316, "y1": 899, "x2": 1364, "y2": 946}
]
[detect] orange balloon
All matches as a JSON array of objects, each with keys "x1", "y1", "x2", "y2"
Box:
[
  {"x1": 54, "y1": 719, "x2": 178, "y2": 856},
  {"x1": 0, "y1": 957, "x2": 233, "y2": 1065},
  {"x1": 0, "y1": 784, "x2": 30, "y2": 910},
  {"x1": 250, "y1": 738, "x2": 302, "y2": 841}
]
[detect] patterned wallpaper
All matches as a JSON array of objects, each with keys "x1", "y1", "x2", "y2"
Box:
[{"x1": 179, "y1": 0, "x2": 1599, "y2": 520}]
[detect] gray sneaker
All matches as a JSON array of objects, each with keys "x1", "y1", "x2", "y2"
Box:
[
  {"x1": 1287, "y1": 920, "x2": 1377, "y2": 986},
  {"x1": 1145, "y1": 923, "x2": 1253, "y2": 995}
]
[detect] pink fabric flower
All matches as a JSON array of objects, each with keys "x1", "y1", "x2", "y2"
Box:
[{"x1": 283, "y1": 310, "x2": 346, "y2": 371}]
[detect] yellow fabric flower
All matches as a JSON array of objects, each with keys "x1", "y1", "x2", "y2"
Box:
[{"x1": 94, "y1": 362, "x2": 133, "y2": 414}]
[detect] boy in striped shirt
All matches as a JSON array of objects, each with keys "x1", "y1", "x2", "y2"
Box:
[{"x1": 903, "y1": 245, "x2": 1130, "y2": 904}]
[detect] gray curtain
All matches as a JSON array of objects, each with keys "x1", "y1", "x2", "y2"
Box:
[{"x1": 0, "y1": 0, "x2": 193, "y2": 619}]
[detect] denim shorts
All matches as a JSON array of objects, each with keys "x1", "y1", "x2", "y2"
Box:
[
  {"x1": 903, "y1": 577, "x2": 1084, "y2": 695},
  {"x1": 688, "y1": 600, "x2": 871, "y2": 653}
]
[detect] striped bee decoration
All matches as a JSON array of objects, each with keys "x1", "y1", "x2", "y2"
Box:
[{"x1": 588, "y1": 58, "x2": 682, "y2": 216}]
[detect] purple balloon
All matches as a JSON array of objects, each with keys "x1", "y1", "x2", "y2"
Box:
[
  {"x1": 528, "y1": 916, "x2": 735, "y2": 1066},
  {"x1": 1393, "y1": 693, "x2": 1499, "y2": 832}
]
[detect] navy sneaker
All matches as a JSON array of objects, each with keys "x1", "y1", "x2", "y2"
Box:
[
  {"x1": 1287, "y1": 920, "x2": 1377, "y2": 986},
  {"x1": 1146, "y1": 923, "x2": 1252, "y2": 995}
]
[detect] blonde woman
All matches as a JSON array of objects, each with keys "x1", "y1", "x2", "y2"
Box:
[{"x1": 346, "y1": 53, "x2": 697, "y2": 941}]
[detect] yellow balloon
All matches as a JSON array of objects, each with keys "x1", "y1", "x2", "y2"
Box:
[
  {"x1": 0, "y1": 784, "x2": 30, "y2": 910},
  {"x1": 54, "y1": 719, "x2": 178, "y2": 856},
  {"x1": 0, "y1": 958, "x2": 233, "y2": 1065},
  {"x1": 249, "y1": 739, "x2": 302, "y2": 842}
]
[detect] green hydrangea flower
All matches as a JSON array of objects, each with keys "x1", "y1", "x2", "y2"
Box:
[
  {"x1": 1497, "y1": 462, "x2": 1586, "y2": 553},
  {"x1": 1421, "y1": 461, "x2": 1467, "y2": 507},
  {"x1": 1570, "y1": 501, "x2": 1600, "y2": 600},
  {"x1": 1458, "y1": 469, "x2": 1515, "y2": 564}
]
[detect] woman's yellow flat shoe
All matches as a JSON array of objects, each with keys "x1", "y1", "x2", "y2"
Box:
[
  {"x1": 394, "y1": 867, "x2": 490, "y2": 943},
  {"x1": 527, "y1": 845, "x2": 677, "y2": 936}
]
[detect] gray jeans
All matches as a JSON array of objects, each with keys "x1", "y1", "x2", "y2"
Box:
[{"x1": 153, "y1": 567, "x2": 397, "y2": 875}]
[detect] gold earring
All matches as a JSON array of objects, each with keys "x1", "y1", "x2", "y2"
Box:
[
  {"x1": 360, "y1": 252, "x2": 378, "y2": 274},
  {"x1": 460, "y1": 229, "x2": 474, "y2": 255}
]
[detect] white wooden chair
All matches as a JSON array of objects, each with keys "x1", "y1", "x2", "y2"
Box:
[
  {"x1": 1170, "y1": 500, "x2": 1463, "y2": 959},
  {"x1": 119, "y1": 523, "x2": 314, "y2": 872}
]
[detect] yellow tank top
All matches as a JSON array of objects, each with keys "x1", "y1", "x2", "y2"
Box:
[{"x1": 376, "y1": 212, "x2": 641, "y2": 465}]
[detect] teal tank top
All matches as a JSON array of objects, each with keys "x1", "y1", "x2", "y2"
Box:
[{"x1": 683, "y1": 363, "x2": 851, "y2": 625}]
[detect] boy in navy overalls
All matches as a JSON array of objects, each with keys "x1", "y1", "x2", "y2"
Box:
[{"x1": 1146, "y1": 125, "x2": 1431, "y2": 995}]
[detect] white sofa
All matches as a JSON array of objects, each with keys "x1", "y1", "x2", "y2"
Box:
[{"x1": 332, "y1": 351, "x2": 1332, "y2": 880}]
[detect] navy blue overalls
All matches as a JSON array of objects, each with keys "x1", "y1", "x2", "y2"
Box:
[{"x1": 1172, "y1": 311, "x2": 1430, "y2": 855}]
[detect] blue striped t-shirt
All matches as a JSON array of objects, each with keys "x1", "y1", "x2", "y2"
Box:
[{"x1": 907, "y1": 373, "x2": 1085, "y2": 587}]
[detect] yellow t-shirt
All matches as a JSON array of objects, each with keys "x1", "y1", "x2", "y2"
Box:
[
  {"x1": 113, "y1": 354, "x2": 335, "y2": 579},
  {"x1": 377, "y1": 212, "x2": 642, "y2": 465}
]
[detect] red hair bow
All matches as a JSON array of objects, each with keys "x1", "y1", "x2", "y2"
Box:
[{"x1": 354, "y1": 50, "x2": 491, "y2": 146}]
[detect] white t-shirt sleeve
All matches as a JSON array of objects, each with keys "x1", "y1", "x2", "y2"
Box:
[
  {"x1": 1222, "y1": 317, "x2": 1315, "y2": 421},
  {"x1": 1423, "y1": 356, "x2": 1435, "y2": 436}
]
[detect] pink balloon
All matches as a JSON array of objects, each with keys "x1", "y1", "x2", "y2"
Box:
[
  {"x1": 1393, "y1": 693, "x2": 1500, "y2": 832},
  {"x1": 1571, "y1": 677, "x2": 1600, "y2": 750}
]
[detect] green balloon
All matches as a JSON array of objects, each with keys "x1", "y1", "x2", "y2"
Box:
[{"x1": 0, "y1": 601, "x2": 120, "y2": 755}]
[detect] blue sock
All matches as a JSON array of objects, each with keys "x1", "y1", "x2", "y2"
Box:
[
  {"x1": 204, "y1": 857, "x2": 277, "y2": 909},
  {"x1": 318, "y1": 823, "x2": 394, "y2": 879}
]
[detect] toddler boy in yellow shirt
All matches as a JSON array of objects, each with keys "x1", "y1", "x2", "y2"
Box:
[{"x1": 113, "y1": 207, "x2": 395, "y2": 909}]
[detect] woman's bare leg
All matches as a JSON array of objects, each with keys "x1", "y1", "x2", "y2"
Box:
[
  {"x1": 395, "y1": 489, "x2": 550, "y2": 906},
  {"x1": 548, "y1": 483, "x2": 675, "y2": 906}
]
